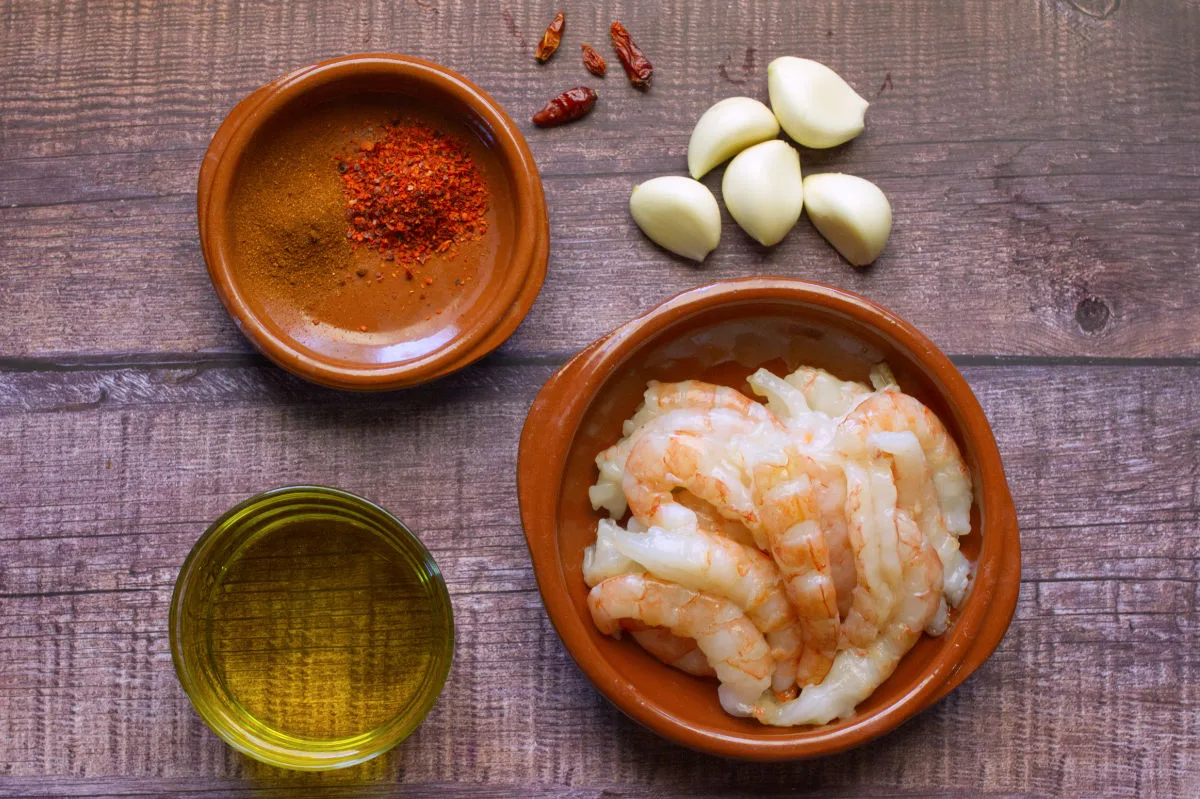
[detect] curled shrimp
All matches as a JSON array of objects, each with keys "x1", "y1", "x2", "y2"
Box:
[
  {"x1": 722, "y1": 508, "x2": 943, "y2": 725},
  {"x1": 747, "y1": 368, "x2": 836, "y2": 450},
  {"x1": 753, "y1": 453, "x2": 841, "y2": 686},
  {"x1": 590, "y1": 381, "x2": 782, "y2": 519},
  {"x1": 588, "y1": 573, "x2": 773, "y2": 705},
  {"x1": 806, "y1": 465, "x2": 857, "y2": 619},
  {"x1": 630, "y1": 628, "x2": 716, "y2": 677},
  {"x1": 625, "y1": 380, "x2": 780, "y2": 435},
  {"x1": 784, "y1": 366, "x2": 874, "y2": 418},
  {"x1": 673, "y1": 490, "x2": 758, "y2": 549},
  {"x1": 606, "y1": 523, "x2": 804, "y2": 695},
  {"x1": 871, "y1": 430, "x2": 972, "y2": 613},
  {"x1": 621, "y1": 408, "x2": 784, "y2": 544},
  {"x1": 582, "y1": 518, "x2": 644, "y2": 587},
  {"x1": 839, "y1": 390, "x2": 974, "y2": 535},
  {"x1": 838, "y1": 455, "x2": 903, "y2": 649}
]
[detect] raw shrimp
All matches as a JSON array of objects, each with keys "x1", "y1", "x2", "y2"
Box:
[
  {"x1": 630, "y1": 628, "x2": 716, "y2": 677},
  {"x1": 784, "y1": 366, "x2": 873, "y2": 418},
  {"x1": 582, "y1": 518, "x2": 642, "y2": 587},
  {"x1": 838, "y1": 456, "x2": 904, "y2": 649},
  {"x1": 747, "y1": 368, "x2": 812, "y2": 423},
  {"x1": 621, "y1": 408, "x2": 785, "y2": 543},
  {"x1": 839, "y1": 390, "x2": 974, "y2": 535},
  {"x1": 590, "y1": 381, "x2": 783, "y2": 519},
  {"x1": 871, "y1": 430, "x2": 971, "y2": 611},
  {"x1": 722, "y1": 508, "x2": 943, "y2": 725},
  {"x1": 804, "y1": 462, "x2": 857, "y2": 619},
  {"x1": 674, "y1": 490, "x2": 758, "y2": 549},
  {"x1": 752, "y1": 453, "x2": 840, "y2": 686},
  {"x1": 746, "y1": 368, "x2": 835, "y2": 449},
  {"x1": 588, "y1": 573, "x2": 773, "y2": 705},
  {"x1": 625, "y1": 380, "x2": 780, "y2": 435},
  {"x1": 606, "y1": 523, "x2": 804, "y2": 695}
]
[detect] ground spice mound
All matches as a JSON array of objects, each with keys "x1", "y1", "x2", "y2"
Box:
[{"x1": 336, "y1": 122, "x2": 489, "y2": 268}]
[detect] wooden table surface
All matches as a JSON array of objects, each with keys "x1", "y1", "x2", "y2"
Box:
[{"x1": 1, "y1": 0, "x2": 1197, "y2": 796}]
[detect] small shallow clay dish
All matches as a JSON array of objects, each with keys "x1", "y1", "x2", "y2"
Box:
[
  {"x1": 198, "y1": 54, "x2": 549, "y2": 390},
  {"x1": 517, "y1": 278, "x2": 1020, "y2": 760}
]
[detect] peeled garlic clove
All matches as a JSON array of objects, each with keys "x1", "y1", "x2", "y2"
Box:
[
  {"x1": 629, "y1": 176, "x2": 721, "y2": 262},
  {"x1": 802, "y1": 173, "x2": 892, "y2": 266},
  {"x1": 687, "y1": 97, "x2": 781, "y2": 180},
  {"x1": 767, "y1": 57, "x2": 868, "y2": 149},
  {"x1": 721, "y1": 140, "x2": 804, "y2": 247}
]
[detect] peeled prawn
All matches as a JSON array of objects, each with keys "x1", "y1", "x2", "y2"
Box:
[
  {"x1": 590, "y1": 381, "x2": 782, "y2": 518},
  {"x1": 871, "y1": 430, "x2": 971, "y2": 611},
  {"x1": 838, "y1": 456, "x2": 903, "y2": 648},
  {"x1": 784, "y1": 366, "x2": 873, "y2": 418},
  {"x1": 806, "y1": 465, "x2": 857, "y2": 618},
  {"x1": 625, "y1": 379, "x2": 781, "y2": 435},
  {"x1": 588, "y1": 573, "x2": 773, "y2": 705},
  {"x1": 621, "y1": 407, "x2": 785, "y2": 543},
  {"x1": 606, "y1": 523, "x2": 804, "y2": 694},
  {"x1": 722, "y1": 507, "x2": 943, "y2": 725},
  {"x1": 753, "y1": 454, "x2": 841, "y2": 686},
  {"x1": 747, "y1": 368, "x2": 836, "y2": 450},
  {"x1": 629, "y1": 627, "x2": 716, "y2": 677},
  {"x1": 839, "y1": 390, "x2": 974, "y2": 535},
  {"x1": 673, "y1": 490, "x2": 759, "y2": 548},
  {"x1": 583, "y1": 518, "x2": 643, "y2": 587}
]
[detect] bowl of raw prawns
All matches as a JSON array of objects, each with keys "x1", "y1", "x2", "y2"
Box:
[{"x1": 517, "y1": 277, "x2": 1020, "y2": 760}]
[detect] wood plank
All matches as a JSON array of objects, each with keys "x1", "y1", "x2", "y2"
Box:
[
  {"x1": 0, "y1": 361, "x2": 1196, "y2": 796},
  {"x1": 1, "y1": 0, "x2": 1197, "y2": 359},
  {"x1": 0, "y1": 777, "x2": 1050, "y2": 799}
]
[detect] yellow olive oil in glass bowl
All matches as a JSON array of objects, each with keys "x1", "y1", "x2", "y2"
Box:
[{"x1": 169, "y1": 486, "x2": 454, "y2": 770}]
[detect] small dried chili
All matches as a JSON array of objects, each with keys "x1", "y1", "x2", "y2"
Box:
[
  {"x1": 335, "y1": 122, "x2": 489, "y2": 267},
  {"x1": 610, "y1": 21, "x2": 653, "y2": 90},
  {"x1": 535, "y1": 11, "x2": 565, "y2": 63},
  {"x1": 581, "y1": 43, "x2": 607, "y2": 77},
  {"x1": 532, "y1": 87, "x2": 598, "y2": 127}
]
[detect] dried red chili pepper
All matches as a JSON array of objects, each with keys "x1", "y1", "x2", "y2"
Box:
[
  {"x1": 610, "y1": 21, "x2": 653, "y2": 90},
  {"x1": 532, "y1": 87, "x2": 598, "y2": 127},
  {"x1": 581, "y1": 43, "x2": 607, "y2": 77},
  {"x1": 535, "y1": 11, "x2": 565, "y2": 63}
]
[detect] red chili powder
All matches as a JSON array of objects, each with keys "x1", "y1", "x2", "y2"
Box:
[{"x1": 335, "y1": 122, "x2": 489, "y2": 269}]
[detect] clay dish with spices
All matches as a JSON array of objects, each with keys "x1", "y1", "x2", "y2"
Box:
[
  {"x1": 199, "y1": 54, "x2": 548, "y2": 390},
  {"x1": 517, "y1": 278, "x2": 1021, "y2": 760}
]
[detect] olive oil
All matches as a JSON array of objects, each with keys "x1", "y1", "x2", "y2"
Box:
[
  {"x1": 209, "y1": 516, "x2": 437, "y2": 740},
  {"x1": 171, "y1": 487, "x2": 453, "y2": 770}
]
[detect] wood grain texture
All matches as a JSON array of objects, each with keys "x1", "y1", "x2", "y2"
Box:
[
  {"x1": 1, "y1": 362, "x2": 1198, "y2": 796},
  {"x1": 0, "y1": 0, "x2": 1197, "y2": 358},
  {"x1": 1, "y1": 0, "x2": 1198, "y2": 796}
]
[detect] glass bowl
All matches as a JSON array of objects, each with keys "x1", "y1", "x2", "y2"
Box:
[{"x1": 169, "y1": 486, "x2": 454, "y2": 770}]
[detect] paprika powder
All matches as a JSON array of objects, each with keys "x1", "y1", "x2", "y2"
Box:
[{"x1": 336, "y1": 122, "x2": 489, "y2": 269}]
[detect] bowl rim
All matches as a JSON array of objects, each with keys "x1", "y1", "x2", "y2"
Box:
[
  {"x1": 517, "y1": 277, "x2": 1020, "y2": 760},
  {"x1": 198, "y1": 53, "x2": 549, "y2": 391},
  {"x1": 167, "y1": 484, "x2": 455, "y2": 770}
]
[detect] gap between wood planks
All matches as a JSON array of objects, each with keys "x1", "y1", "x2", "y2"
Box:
[{"x1": 1, "y1": 351, "x2": 1198, "y2": 375}]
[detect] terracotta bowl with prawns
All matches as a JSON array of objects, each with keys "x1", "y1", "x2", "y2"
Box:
[{"x1": 517, "y1": 278, "x2": 1020, "y2": 760}]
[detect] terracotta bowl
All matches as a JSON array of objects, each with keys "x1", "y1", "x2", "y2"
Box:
[
  {"x1": 198, "y1": 54, "x2": 548, "y2": 390},
  {"x1": 517, "y1": 278, "x2": 1021, "y2": 760}
]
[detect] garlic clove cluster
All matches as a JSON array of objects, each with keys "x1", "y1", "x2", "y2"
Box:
[
  {"x1": 721, "y1": 140, "x2": 804, "y2": 247},
  {"x1": 686, "y1": 97, "x2": 780, "y2": 180},
  {"x1": 802, "y1": 173, "x2": 892, "y2": 267},
  {"x1": 628, "y1": 176, "x2": 722, "y2": 262},
  {"x1": 631, "y1": 57, "x2": 891, "y2": 266},
  {"x1": 767, "y1": 57, "x2": 869, "y2": 149}
]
